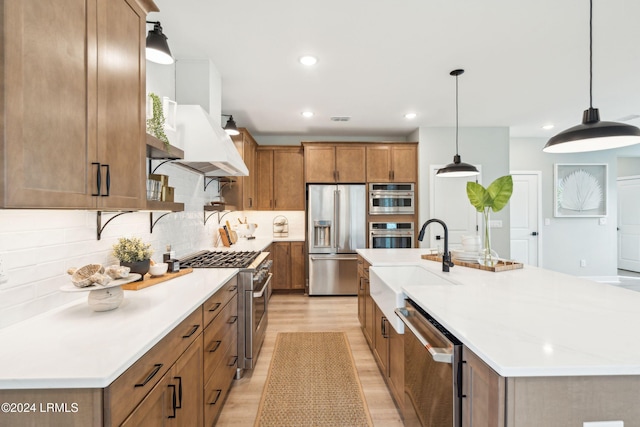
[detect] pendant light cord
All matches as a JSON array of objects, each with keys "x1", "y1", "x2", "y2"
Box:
[
  {"x1": 455, "y1": 72, "x2": 459, "y2": 155},
  {"x1": 589, "y1": 0, "x2": 593, "y2": 109}
]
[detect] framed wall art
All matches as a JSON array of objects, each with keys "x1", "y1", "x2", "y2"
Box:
[{"x1": 554, "y1": 163, "x2": 607, "y2": 217}]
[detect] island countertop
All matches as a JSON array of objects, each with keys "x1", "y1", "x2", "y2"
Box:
[
  {"x1": 358, "y1": 248, "x2": 640, "y2": 377},
  {"x1": 0, "y1": 268, "x2": 238, "y2": 389}
]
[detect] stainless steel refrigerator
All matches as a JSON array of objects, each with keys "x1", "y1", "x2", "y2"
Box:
[{"x1": 307, "y1": 184, "x2": 366, "y2": 295}]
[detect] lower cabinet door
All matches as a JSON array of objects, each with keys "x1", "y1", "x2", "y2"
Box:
[
  {"x1": 170, "y1": 335, "x2": 203, "y2": 427},
  {"x1": 121, "y1": 373, "x2": 172, "y2": 427}
]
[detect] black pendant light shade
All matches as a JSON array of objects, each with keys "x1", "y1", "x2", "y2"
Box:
[
  {"x1": 146, "y1": 21, "x2": 174, "y2": 65},
  {"x1": 544, "y1": 108, "x2": 640, "y2": 153},
  {"x1": 543, "y1": 0, "x2": 640, "y2": 153},
  {"x1": 437, "y1": 69, "x2": 479, "y2": 177},
  {"x1": 223, "y1": 115, "x2": 240, "y2": 136}
]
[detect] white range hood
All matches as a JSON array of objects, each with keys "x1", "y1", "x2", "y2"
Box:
[{"x1": 173, "y1": 105, "x2": 248, "y2": 176}]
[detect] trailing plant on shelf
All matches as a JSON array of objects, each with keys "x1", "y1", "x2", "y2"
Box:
[
  {"x1": 146, "y1": 92, "x2": 170, "y2": 152},
  {"x1": 466, "y1": 175, "x2": 513, "y2": 267}
]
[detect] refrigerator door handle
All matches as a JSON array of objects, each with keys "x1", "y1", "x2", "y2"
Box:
[{"x1": 334, "y1": 189, "x2": 339, "y2": 250}]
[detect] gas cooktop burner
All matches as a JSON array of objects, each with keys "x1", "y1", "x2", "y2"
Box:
[{"x1": 179, "y1": 250, "x2": 261, "y2": 269}]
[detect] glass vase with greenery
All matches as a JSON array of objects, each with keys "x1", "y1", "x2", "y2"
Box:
[{"x1": 466, "y1": 175, "x2": 513, "y2": 267}]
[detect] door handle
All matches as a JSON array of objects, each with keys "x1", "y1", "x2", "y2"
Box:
[{"x1": 531, "y1": 231, "x2": 538, "y2": 236}]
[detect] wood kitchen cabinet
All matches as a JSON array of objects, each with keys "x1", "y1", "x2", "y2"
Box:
[
  {"x1": 357, "y1": 256, "x2": 374, "y2": 348},
  {"x1": 462, "y1": 345, "x2": 506, "y2": 427},
  {"x1": 372, "y1": 301, "x2": 404, "y2": 414},
  {"x1": 1, "y1": 0, "x2": 152, "y2": 209},
  {"x1": 226, "y1": 128, "x2": 257, "y2": 210},
  {"x1": 304, "y1": 143, "x2": 366, "y2": 183},
  {"x1": 366, "y1": 144, "x2": 418, "y2": 183},
  {"x1": 271, "y1": 241, "x2": 306, "y2": 292},
  {"x1": 256, "y1": 147, "x2": 304, "y2": 210}
]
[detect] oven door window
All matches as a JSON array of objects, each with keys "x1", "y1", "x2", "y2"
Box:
[
  {"x1": 372, "y1": 235, "x2": 413, "y2": 249},
  {"x1": 372, "y1": 196, "x2": 413, "y2": 208}
]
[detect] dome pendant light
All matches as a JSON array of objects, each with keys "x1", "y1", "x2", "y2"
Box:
[
  {"x1": 222, "y1": 115, "x2": 240, "y2": 136},
  {"x1": 146, "y1": 21, "x2": 174, "y2": 65},
  {"x1": 437, "y1": 69, "x2": 480, "y2": 177},
  {"x1": 543, "y1": 0, "x2": 640, "y2": 153}
]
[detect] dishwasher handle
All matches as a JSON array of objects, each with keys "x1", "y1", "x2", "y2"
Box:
[{"x1": 395, "y1": 307, "x2": 453, "y2": 364}]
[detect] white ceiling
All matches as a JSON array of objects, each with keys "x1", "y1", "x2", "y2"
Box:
[{"x1": 150, "y1": 0, "x2": 640, "y2": 140}]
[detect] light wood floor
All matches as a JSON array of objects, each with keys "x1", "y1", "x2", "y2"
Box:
[{"x1": 215, "y1": 294, "x2": 404, "y2": 426}]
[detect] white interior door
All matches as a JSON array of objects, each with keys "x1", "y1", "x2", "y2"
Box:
[
  {"x1": 618, "y1": 176, "x2": 640, "y2": 272},
  {"x1": 509, "y1": 172, "x2": 541, "y2": 266},
  {"x1": 429, "y1": 165, "x2": 481, "y2": 250}
]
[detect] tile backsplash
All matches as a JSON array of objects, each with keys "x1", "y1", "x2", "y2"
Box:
[{"x1": 0, "y1": 162, "x2": 303, "y2": 328}]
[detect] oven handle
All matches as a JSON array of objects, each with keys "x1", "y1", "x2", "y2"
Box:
[
  {"x1": 370, "y1": 231, "x2": 414, "y2": 236},
  {"x1": 395, "y1": 307, "x2": 453, "y2": 364},
  {"x1": 253, "y1": 273, "x2": 272, "y2": 298},
  {"x1": 309, "y1": 255, "x2": 358, "y2": 261}
]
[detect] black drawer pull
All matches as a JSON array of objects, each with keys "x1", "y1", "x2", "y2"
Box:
[
  {"x1": 182, "y1": 324, "x2": 200, "y2": 338},
  {"x1": 208, "y1": 340, "x2": 222, "y2": 353},
  {"x1": 228, "y1": 356, "x2": 238, "y2": 367},
  {"x1": 102, "y1": 164, "x2": 110, "y2": 197},
  {"x1": 168, "y1": 384, "x2": 177, "y2": 418},
  {"x1": 208, "y1": 302, "x2": 221, "y2": 312},
  {"x1": 135, "y1": 363, "x2": 163, "y2": 387},
  {"x1": 227, "y1": 316, "x2": 238, "y2": 324},
  {"x1": 229, "y1": 286, "x2": 237, "y2": 292},
  {"x1": 174, "y1": 376, "x2": 183, "y2": 408},
  {"x1": 209, "y1": 389, "x2": 222, "y2": 405}
]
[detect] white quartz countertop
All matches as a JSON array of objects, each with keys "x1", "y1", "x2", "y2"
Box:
[
  {"x1": 358, "y1": 248, "x2": 640, "y2": 377},
  {"x1": 0, "y1": 268, "x2": 237, "y2": 389}
]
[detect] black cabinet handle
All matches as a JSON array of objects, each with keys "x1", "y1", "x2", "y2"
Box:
[
  {"x1": 208, "y1": 340, "x2": 222, "y2": 353},
  {"x1": 174, "y1": 376, "x2": 183, "y2": 409},
  {"x1": 227, "y1": 316, "x2": 238, "y2": 324},
  {"x1": 92, "y1": 162, "x2": 101, "y2": 196},
  {"x1": 135, "y1": 363, "x2": 163, "y2": 387},
  {"x1": 102, "y1": 164, "x2": 110, "y2": 197},
  {"x1": 209, "y1": 390, "x2": 222, "y2": 405},
  {"x1": 229, "y1": 286, "x2": 237, "y2": 292},
  {"x1": 208, "y1": 302, "x2": 221, "y2": 312},
  {"x1": 457, "y1": 360, "x2": 467, "y2": 399},
  {"x1": 228, "y1": 356, "x2": 238, "y2": 367},
  {"x1": 531, "y1": 231, "x2": 538, "y2": 236},
  {"x1": 182, "y1": 325, "x2": 200, "y2": 338},
  {"x1": 168, "y1": 384, "x2": 177, "y2": 418}
]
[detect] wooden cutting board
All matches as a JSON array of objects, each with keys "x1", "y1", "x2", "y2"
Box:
[
  {"x1": 121, "y1": 267, "x2": 193, "y2": 291},
  {"x1": 421, "y1": 254, "x2": 523, "y2": 272}
]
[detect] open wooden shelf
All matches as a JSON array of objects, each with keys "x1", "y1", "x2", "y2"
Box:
[
  {"x1": 146, "y1": 200, "x2": 185, "y2": 212},
  {"x1": 146, "y1": 133, "x2": 184, "y2": 160}
]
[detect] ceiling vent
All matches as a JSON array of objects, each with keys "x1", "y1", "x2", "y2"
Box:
[{"x1": 330, "y1": 116, "x2": 351, "y2": 122}]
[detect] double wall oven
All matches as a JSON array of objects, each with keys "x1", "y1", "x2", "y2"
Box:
[
  {"x1": 179, "y1": 250, "x2": 272, "y2": 378},
  {"x1": 369, "y1": 222, "x2": 414, "y2": 249},
  {"x1": 369, "y1": 183, "x2": 415, "y2": 215}
]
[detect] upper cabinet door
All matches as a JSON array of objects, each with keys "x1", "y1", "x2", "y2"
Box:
[
  {"x1": 1, "y1": 0, "x2": 98, "y2": 208},
  {"x1": 95, "y1": 0, "x2": 146, "y2": 210},
  {"x1": 390, "y1": 145, "x2": 418, "y2": 182},
  {"x1": 304, "y1": 145, "x2": 336, "y2": 183},
  {"x1": 366, "y1": 146, "x2": 392, "y2": 182},
  {"x1": 335, "y1": 146, "x2": 366, "y2": 183},
  {"x1": 273, "y1": 148, "x2": 304, "y2": 210}
]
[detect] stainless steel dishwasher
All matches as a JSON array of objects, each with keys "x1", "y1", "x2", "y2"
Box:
[{"x1": 396, "y1": 299, "x2": 463, "y2": 427}]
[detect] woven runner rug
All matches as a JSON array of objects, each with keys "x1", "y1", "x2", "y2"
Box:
[{"x1": 254, "y1": 332, "x2": 373, "y2": 427}]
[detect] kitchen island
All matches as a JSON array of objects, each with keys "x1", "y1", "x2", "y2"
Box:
[{"x1": 358, "y1": 248, "x2": 640, "y2": 426}]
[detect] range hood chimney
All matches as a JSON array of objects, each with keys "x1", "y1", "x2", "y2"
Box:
[{"x1": 173, "y1": 105, "x2": 248, "y2": 176}]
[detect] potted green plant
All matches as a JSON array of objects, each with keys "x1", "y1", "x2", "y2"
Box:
[
  {"x1": 466, "y1": 175, "x2": 513, "y2": 267},
  {"x1": 112, "y1": 237, "x2": 153, "y2": 279}
]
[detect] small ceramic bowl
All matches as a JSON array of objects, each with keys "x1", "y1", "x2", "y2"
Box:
[{"x1": 149, "y1": 263, "x2": 168, "y2": 277}]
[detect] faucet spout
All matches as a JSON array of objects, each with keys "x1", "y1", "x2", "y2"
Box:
[{"x1": 418, "y1": 218, "x2": 454, "y2": 272}]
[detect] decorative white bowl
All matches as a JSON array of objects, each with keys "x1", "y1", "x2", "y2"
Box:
[
  {"x1": 149, "y1": 263, "x2": 168, "y2": 277},
  {"x1": 234, "y1": 223, "x2": 257, "y2": 237}
]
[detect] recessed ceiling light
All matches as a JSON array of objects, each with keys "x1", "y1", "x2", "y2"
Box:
[
  {"x1": 301, "y1": 111, "x2": 314, "y2": 118},
  {"x1": 404, "y1": 112, "x2": 417, "y2": 119},
  {"x1": 299, "y1": 55, "x2": 318, "y2": 66},
  {"x1": 542, "y1": 124, "x2": 555, "y2": 130}
]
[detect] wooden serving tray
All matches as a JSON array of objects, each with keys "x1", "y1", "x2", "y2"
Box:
[
  {"x1": 421, "y1": 254, "x2": 523, "y2": 272},
  {"x1": 121, "y1": 267, "x2": 194, "y2": 291}
]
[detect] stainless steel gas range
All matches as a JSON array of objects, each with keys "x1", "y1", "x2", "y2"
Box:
[{"x1": 179, "y1": 250, "x2": 272, "y2": 378}]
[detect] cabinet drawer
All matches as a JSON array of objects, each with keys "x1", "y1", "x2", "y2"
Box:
[
  {"x1": 204, "y1": 295, "x2": 238, "y2": 382},
  {"x1": 203, "y1": 339, "x2": 238, "y2": 426},
  {"x1": 104, "y1": 307, "x2": 203, "y2": 426},
  {"x1": 203, "y1": 276, "x2": 238, "y2": 327}
]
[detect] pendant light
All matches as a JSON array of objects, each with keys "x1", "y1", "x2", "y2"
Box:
[
  {"x1": 543, "y1": 0, "x2": 640, "y2": 153},
  {"x1": 222, "y1": 115, "x2": 240, "y2": 136},
  {"x1": 145, "y1": 21, "x2": 174, "y2": 65},
  {"x1": 437, "y1": 69, "x2": 480, "y2": 177}
]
